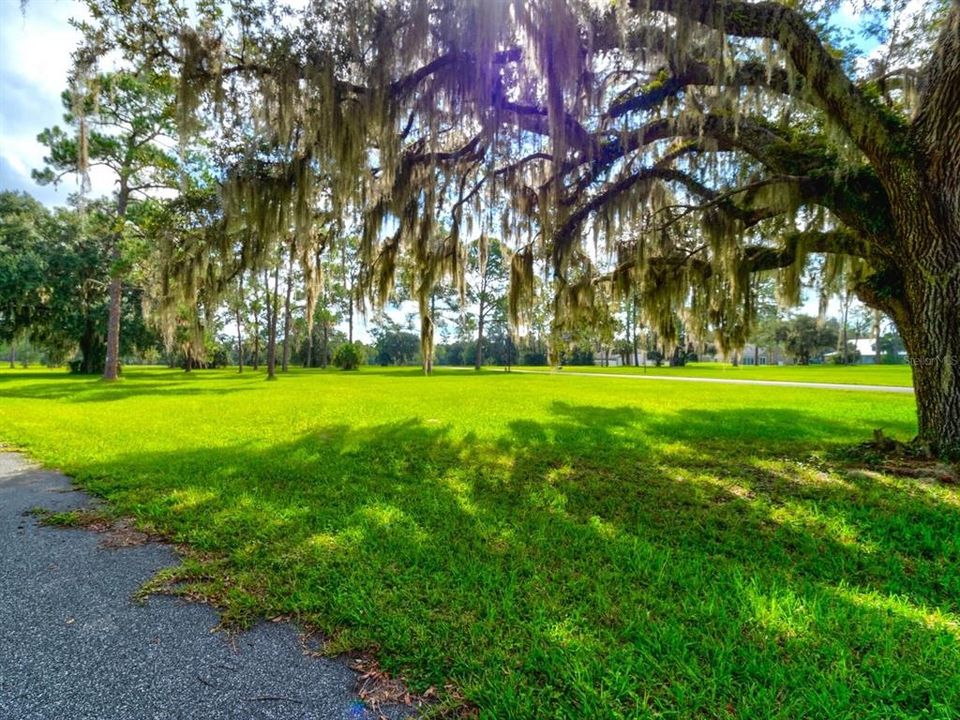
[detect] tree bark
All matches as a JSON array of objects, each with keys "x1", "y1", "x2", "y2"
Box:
[
  {"x1": 102, "y1": 276, "x2": 123, "y2": 381},
  {"x1": 306, "y1": 323, "x2": 314, "y2": 369},
  {"x1": 475, "y1": 263, "x2": 488, "y2": 369},
  {"x1": 898, "y1": 287, "x2": 960, "y2": 453},
  {"x1": 266, "y1": 265, "x2": 279, "y2": 381},
  {"x1": 475, "y1": 308, "x2": 485, "y2": 370},
  {"x1": 236, "y1": 274, "x2": 245, "y2": 373},
  {"x1": 322, "y1": 319, "x2": 329, "y2": 368},
  {"x1": 887, "y1": 227, "x2": 960, "y2": 453},
  {"x1": 342, "y1": 241, "x2": 355, "y2": 343},
  {"x1": 102, "y1": 187, "x2": 129, "y2": 382},
  {"x1": 252, "y1": 285, "x2": 261, "y2": 370},
  {"x1": 348, "y1": 292, "x2": 354, "y2": 343},
  {"x1": 281, "y1": 247, "x2": 294, "y2": 372}
]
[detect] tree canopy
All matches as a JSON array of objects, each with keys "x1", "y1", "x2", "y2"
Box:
[{"x1": 66, "y1": 0, "x2": 960, "y2": 452}]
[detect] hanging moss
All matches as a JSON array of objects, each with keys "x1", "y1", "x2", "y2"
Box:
[{"x1": 110, "y1": 0, "x2": 893, "y2": 367}]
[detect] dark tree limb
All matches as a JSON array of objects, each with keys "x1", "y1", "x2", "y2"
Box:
[{"x1": 634, "y1": 0, "x2": 903, "y2": 169}]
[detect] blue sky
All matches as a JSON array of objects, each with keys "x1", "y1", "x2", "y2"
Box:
[{"x1": 0, "y1": 0, "x2": 116, "y2": 206}]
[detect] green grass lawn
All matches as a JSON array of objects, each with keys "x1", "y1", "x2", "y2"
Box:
[
  {"x1": 0, "y1": 366, "x2": 956, "y2": 719},
  {"x1": 552, "y1": 362, "x2": 914, "y2": 387}
]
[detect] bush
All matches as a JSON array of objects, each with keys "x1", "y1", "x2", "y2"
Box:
[{"x1": 333, "y1": 342, "x2": 363, "y2": 370}]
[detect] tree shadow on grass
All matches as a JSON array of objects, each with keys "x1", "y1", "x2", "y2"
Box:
[
  {"x1": 0, "y1": 372, "x2": 261, "y2": 402},
  {"x1": 70, "y1": 403, "x2": 959, "y2": 719}
]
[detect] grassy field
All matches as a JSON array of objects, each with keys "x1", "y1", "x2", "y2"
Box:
[
  {"x1": 0, "y1": 366, "x2": 957, "y2": 719},
  {"x1": 554, "y1": 362, "x2": 914, "y2": 387}
]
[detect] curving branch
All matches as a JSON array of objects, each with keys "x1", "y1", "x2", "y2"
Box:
[
  {"x1": 634, "y1": 0, "x2": 903, "y2": 169},
  {"x1": 913, "y1": 1, "x2": 960, "y2": 191},
  {"x1": 607, "y1": 59, "x2": 798, "y2": 118}
]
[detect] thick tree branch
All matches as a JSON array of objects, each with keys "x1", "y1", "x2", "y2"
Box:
[
  {"x1": 607, "y1": 59, "x2": 797, "y2": 118},
  {"x1": 913, "y1": 2, "x2": 960, "y2": 191},
  {"x1": 634, "y1": 0, "x2": 902, "y2": 169}
]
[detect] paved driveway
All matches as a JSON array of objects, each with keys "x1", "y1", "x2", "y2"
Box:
[{"x1": 0, "y1": 452, "x2": 410, "y2": 720}]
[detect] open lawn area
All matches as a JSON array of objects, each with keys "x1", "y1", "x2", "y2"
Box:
[
  {"x1": 556, "y1": 362, "x2": 914, "y2": 387},
  {"x1": 0, "y1": 367, "x2": 957, "y2": 719}
]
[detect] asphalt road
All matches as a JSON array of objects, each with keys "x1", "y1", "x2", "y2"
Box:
[
  {"x1": 0, "y1": 452, "x2": 412, "y2": 720},
  {"x1": 508, "y1": 368, "x2": 915, "y2": 393}
]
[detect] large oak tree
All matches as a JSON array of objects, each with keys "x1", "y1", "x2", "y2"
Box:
[{"x1": 77, "y1": 0, "x2": 958, "y2": 451}]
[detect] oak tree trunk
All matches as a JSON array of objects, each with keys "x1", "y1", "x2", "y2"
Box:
[
  {"x1": 893, "y1": 243, "x2": 960, "y2": 454},
  {"x1": 348, "y1": 292, "x2": 354, "y2": 343},
  {"x1": 235, "y1": 307, "x2": 244, "y2": 373},
  {"x1": 102, "y1": 187, "x2": 128, "y2": 382},
  {"x1": 321, "y1": 320, "x2": 329, "y2": 368},
  {"x1": 306, "y1": 324, "x2": 314, "y2": 369},
  {"x1": 877, "y1": 142, "x2": 960, "y2": 453},
  {"x1": 252, "y1": 291, "x2": 261, "y2": 370}
]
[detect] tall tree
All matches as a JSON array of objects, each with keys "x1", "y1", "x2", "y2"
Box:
[
  {"x1": 281, "y1": 244, "x2": 295, "y2": 372},
  {"x1": 776, "y1": 315, "x2": 840, "y2": 365},
  {"x1": 34, "y1": 72, "x2": 177, "y2": 380},
  {"x1": 469, "y1": 236, "x2": 509, "y2": 370}
]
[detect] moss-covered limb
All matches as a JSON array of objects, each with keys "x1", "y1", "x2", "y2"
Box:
[
  {"x1": 665, "y1": 115, "x2": 898, "y2": 250},
  {"x1": 561, "y1": 164, "x2": 784, "y2": 250},
  {"x1": 743, "y1": 230, "x2": 869, "y2": 272},
  {"x1": 497, "y1": 99, "x2": 598, "y2": 157},
  {"x1": 493, "y1": 152, "x2": 555, "y2": 179},
  {"x1": 601, "y1": 228, "x2": 869, "y2": 288},
  {"x1": 552, "y1": 127, "x2": 887, "y2": 278},
  {"x1": 552, "y1": 169, "x2": 660, "y2": 277},
  {"x1": 607, "y1": 59, "x2": 800, "y2": 119},
  {"x1": 636, "y1": 0, "x2": 904, "y2": 171},
  {"x1": 400, "y1": 132, "x2": 486, "y2": 168}
]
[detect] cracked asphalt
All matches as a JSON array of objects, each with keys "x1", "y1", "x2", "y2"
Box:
[{"x1": 0, "y1": 452, "x2": 412, "y2": 720}]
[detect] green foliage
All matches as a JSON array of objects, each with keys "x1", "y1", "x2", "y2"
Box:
[
  {"x1": 776, "y1": 315, "x2": 840, "y2": 365},
  {"x1": 0, "y1": 192, "x2": 49, "y2": 341},
  {"x1": 33, "y1": 72, "x2": 178, "y2": 198},
  {"x1": 332, "y1": 341, "x2": 363, "y2": 371},
  {"x1": 0, "y1": 192, "x2": 160, "y2": 371},
  {"x1": 831, "y1": 344, "x2": 863, "y2": 365},
  {"x1": 372, "y1": 317, "x2": 421, "y2": 366},
  {"x1": 0, "y1": 368, "x2": 955, "y2": 718}
]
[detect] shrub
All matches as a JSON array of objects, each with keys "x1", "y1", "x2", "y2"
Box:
[{"x1": 332, "y1": 342, "x2": 363, "y2": 370}]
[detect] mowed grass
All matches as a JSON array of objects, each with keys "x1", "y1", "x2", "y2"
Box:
[
  {"x1": 1, "y1": 366, "x2": 958, "y2": 719},
  {"x1": 555, "y1": 362, "x2": 914, "y2": 387}
]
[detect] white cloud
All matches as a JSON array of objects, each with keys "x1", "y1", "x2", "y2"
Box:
[{"x1": 0, "y1": 0, "x2": 115, "y2": 204}]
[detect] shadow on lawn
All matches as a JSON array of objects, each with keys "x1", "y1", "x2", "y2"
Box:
[
  {"x1": 74, "y1": 402, "x2": 958, "y2": 717},
  {"x1": 0, "y1": 372, "x2": 261, "y2": 402}
]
